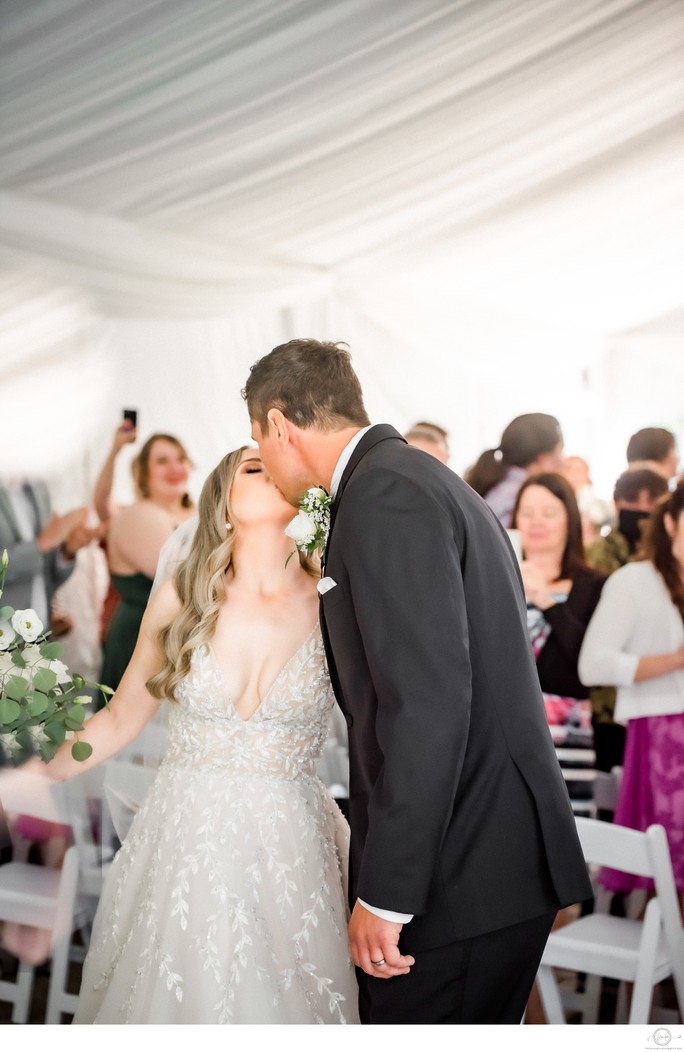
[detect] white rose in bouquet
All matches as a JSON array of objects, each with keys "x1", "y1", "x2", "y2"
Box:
[
  {"x1": 21, "y1": 643, "x2": 72, "y2": 685},
  {"x1": 11, "y1": 609, "x2": 44, "y2": 643},
  {"x1": 0, "y1": 619, "x2": 15, "y2": 651},
  {"x1": 0, "y1": 550, "x2": 113, "y2": 763}
]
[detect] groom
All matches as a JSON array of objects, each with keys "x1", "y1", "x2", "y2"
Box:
[{"x1": 243, "y1": 339, "x2": 592, "y2": 1024}]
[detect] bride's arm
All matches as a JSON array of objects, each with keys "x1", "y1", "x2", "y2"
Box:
[{"x1": 43, "y1": 580, "x2": 181, "y2": 783}]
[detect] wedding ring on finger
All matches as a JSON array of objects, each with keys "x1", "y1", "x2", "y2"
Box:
[{"x1": 370, "y1": 958, "x2": 386, "y2": 967}]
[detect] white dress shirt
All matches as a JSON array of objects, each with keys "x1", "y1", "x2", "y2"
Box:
[{"x1": 329, "y1": 425, "x2": 372, "y2": 498}]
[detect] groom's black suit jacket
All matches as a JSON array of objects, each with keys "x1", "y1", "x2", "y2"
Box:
[{"x1": 319, "y1": 425, "x2": 592, "y2": 954}]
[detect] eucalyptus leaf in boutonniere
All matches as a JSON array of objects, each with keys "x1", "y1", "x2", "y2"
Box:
[
  {"x1": 284, "y1": 486, "x2": 332, "y2": 568},
  {"x1": 0, "y1": 549, "x2": 113, "y2": 764}
]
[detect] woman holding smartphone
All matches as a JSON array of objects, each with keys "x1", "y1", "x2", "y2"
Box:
[{"x1": 95, "y1": 423, "x2": 196, "y2": 695}]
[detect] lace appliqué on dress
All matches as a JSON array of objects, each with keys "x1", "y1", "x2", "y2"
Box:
[{"x1": 74, "y1": 629, "x2": 358, "y2": 1025}]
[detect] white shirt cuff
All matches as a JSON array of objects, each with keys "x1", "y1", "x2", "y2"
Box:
[{"x1": 357, "y1": 898, "x2": 413, "y2": 924}]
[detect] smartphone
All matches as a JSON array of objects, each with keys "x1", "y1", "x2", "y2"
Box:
[
  {"x1": 506, "y1": 528, "x2": 523, "y2": 564},
  {"x1": 122, "y1": 408, "x2": 138, "y2": 429}
]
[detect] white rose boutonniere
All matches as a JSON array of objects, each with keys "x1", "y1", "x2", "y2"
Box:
[{"x1": 284, "y1": 486, "x2": 332, "y2": 567}]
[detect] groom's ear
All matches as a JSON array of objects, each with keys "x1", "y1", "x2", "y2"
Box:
[{"x1": 266, "y1": 408, "x2": 291, "y2": 448}]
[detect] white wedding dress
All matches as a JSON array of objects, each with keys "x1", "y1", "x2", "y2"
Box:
[{"x1": 74, "y1": 626, "x2": 359, "y2": 1024}]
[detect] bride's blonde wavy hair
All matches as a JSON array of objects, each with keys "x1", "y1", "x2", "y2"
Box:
[
  {"x1": 147, "y1": 447, "x2": 319, "y2": 702},
  {"x1": 146, "y1": 448, "x2": 247, "y2": 702}
]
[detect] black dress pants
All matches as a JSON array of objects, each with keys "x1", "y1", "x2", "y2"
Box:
[{"x1": 357, "y1": 909, "x2": 557, "y2": 1024}]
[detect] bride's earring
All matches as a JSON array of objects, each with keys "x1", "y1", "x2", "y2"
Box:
[{"x1": 225, "y1": 521, "x2": 232, "y2": 531}]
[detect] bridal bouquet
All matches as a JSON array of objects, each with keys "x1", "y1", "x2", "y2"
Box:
[
  {"x1": 0, "y1": 550, "x2": 112, "y2": 764},
  {"x1": 285, "y1": 486, "x2": 332, "y2": 566}
]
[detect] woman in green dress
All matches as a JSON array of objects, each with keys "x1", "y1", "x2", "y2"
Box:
[{"x1": 100, "y1": 433, "x2": 195, "y2": 694}]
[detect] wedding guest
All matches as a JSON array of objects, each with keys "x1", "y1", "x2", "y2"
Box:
[
  {"x1": 404, "y1": 421, "x2": 450, "y2": 464},
  {"x1": 512, "y1": 473, "x2": 606, "y2": 737},
  {"x1": 93, "y1": 419, "x2": 139, "y2": 524},
  {"x1": 93, "y1": 419, "x2": 141, "y2": 644},
  {"x1": 626, "y1": 426, "x2": 679, "y2": 480},
  {"x1": 464, "y1": 413, "x2": 565, "y2": 527},
  {"x1": 0, "y1": 477, "x2": 95, "y2": 633},
  {"x1": 563, "y1": 455, "x2": 614, "y2": 545},
  {"x1": 585, "y1": 468, "x2": 670, "y2": 771},
  {"x1": 51, "y1": 514, "x2": 110, "y2": 685},
  {"x1": 586, "y1": 468, "x2": 669, "y2": 575},
  {"x1": 14, "y1": 447, "x2": 358, "y2": 1023},
  {"x1": 99, "y1": 433, "x2": 196, "y2": 696},
  {"x1": 578, "y1": 481, "x2": 684, "y2": 912},
  {"x1": 244, "y1": 338, "x2": 591, "y2": 1025}
]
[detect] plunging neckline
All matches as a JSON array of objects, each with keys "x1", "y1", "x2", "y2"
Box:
[{"x1": 206, "y1": 623, "x2": 319, "y2": 723}]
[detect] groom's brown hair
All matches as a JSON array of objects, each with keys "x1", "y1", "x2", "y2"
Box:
[{"x1": 243, "y1": 338, "x2": 370, "y2": 431}]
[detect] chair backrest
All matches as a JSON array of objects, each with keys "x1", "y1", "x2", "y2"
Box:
[
  {"x1": 61, "y1": 765, "x2": 114, "y2": 886},
  {"x1": 643, "y1": 823, "x2": 684, "y2": 969},
  {"x1": 575, "y1": 815, "x2": 654, "y2": 876},
  {"x1": 103, "y1": 760, "x2": 156, "y2": 843},
  {"x1": 575, "y1": 817, "x2": 684, "y2": 971}
]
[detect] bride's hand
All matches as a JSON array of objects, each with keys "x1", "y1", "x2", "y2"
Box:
[{"x1": 0, "y1": 757, "x2": 59, "y2": 821}]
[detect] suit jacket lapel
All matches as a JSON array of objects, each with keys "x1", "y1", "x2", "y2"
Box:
[
  {"x1": 326, "y1": 423, "x2": 405, "y2": 549},
  {"x1": 320, "y1": 424, "x2": 406, "y2": 702}
]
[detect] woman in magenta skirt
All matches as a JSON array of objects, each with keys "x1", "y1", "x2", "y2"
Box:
[{"x1": 579, "y1": 480, "x2": 684, "y2": 912}]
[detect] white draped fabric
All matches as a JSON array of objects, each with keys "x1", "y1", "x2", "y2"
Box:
[{"x1": 1, "y1": 0, "x2": 683, "y2": 500}]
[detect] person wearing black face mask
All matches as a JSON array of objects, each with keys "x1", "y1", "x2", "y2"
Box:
[
  {"x1": 585, "y1": 468, "x2": 669, "y2": 775},
  {"x1": 588, "y1": 468, "x2": 670, "y2": 573}
]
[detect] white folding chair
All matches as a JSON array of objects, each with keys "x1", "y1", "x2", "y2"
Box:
[
  {"x1": 0, "y1": 769, "x2": 82, "y2": 1024},
  {"x1": 536, "y1": 818, "x2": 684, "y2": 1025},
  {"x1": 61, "y1": 765, "x2": 118, "y2": 955},
  {"x1": 103, "y1": 760, "x2": 156, "y2": 845}
]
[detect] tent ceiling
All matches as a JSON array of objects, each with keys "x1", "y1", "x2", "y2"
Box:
[{"x1": 1, "y1": 0, "x2": 683, "y2": 331}]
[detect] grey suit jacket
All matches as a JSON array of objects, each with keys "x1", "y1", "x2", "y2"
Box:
[{"x1": 0, "y1": 481, "x2": 74, "y2": 620}]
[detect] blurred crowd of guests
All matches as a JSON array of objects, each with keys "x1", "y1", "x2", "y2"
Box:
[
  {"x1": 1, "y1": 414, "x2": 683, "y2": 911},
  {"x1": 461, "y1": 416, "x2": 683, "y2": 911}
]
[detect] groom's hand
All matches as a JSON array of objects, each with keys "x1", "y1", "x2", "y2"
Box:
[{"x1": 348, "y1": 901, "x2": 415, "y2": 978}]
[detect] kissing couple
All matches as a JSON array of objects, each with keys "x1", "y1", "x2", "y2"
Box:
[{"x1": 23, "y1": 338, "x2": 590, "y2": 1024}]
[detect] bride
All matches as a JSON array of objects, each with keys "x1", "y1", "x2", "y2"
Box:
[{"x1": 28, "y1": 447, "x2": 359, "y2": 1024}]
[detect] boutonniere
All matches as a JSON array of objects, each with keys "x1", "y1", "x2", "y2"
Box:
[{"x1": 285, "y1": 487, "x2": 332, "y2": 567}]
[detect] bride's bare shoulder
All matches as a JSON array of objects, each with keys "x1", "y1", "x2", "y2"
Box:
[{"x1": 143, "y1": 578, "x2": 182, "y2": 632}]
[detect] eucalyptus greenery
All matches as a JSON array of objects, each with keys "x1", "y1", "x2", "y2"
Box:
[{"x1": 0, "y1": 549, "x2": 113, "y2": 764}]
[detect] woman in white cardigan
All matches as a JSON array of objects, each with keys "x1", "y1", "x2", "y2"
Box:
[{"x1": 578, "y1": 481, "x2": 684, "y2": 909}]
